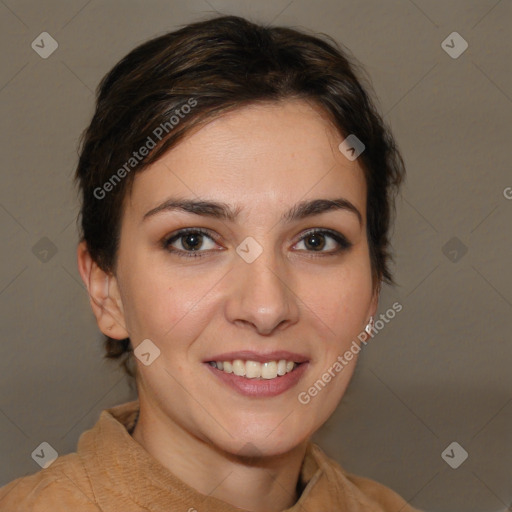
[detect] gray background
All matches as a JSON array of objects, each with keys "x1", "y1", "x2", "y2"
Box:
[{"x1": 0, "y1": 1, "x2": 511, "y2": 511}]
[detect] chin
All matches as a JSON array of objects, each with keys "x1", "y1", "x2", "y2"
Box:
[{"x1": 209, "y1": 421, "x2": 313, "y2": 460}]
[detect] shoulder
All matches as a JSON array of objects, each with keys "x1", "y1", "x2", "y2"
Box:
[
  {"x1": 343, "y1": 472, "x2": 420, "y2": 511},
  {"x1": 309, "y1": 444, "x2": 421, "y2": 511},
  {"x1": 0, "y1": 452, "x2": 99, "y2": 511}
]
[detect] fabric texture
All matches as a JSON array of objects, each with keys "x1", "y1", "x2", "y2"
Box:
[{"x1": 0, "y1": 400, "x2": 420, "y2": 511}]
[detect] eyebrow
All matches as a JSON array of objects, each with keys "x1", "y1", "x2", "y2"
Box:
[{"x1": 143, "y1": 197, "x2": 362, "y2": 226}]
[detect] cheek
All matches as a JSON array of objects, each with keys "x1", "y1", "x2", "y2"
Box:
[
  {"x1": 297, "y1": 257, "x2": 373, "y2": 337},
  {"x1": 119, "y1": 260, "x2": 223, "y2": 342}
]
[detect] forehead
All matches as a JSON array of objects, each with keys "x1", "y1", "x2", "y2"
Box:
[{"x1": 126, "y1": 99, "x2": 367, "y2": 219}]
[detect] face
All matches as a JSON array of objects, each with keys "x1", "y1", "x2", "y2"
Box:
[{"x1": 106, "y1": 99, "x2": 377, "y2": 456}]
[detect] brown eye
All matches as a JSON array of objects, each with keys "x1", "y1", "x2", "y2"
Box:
[
  {"x1": 180, "y1": 232, "x2": 204, "y2": 251},
  {"x1": 294, "y1": 229, "x2": 352, "y2": 253},
  {"x1": 303, "y1": 232, "x2": 326, "y2": 251},
  {"x1": 163, "y1": 229, "x2": 219, "y2": 257}
]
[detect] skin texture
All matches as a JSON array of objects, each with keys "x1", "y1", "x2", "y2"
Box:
[{"x1": 78, "y1": 99, "x2": 379, "y2": 512}]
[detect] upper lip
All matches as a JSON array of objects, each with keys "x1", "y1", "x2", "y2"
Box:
[{"x1": 204, "y1": 350, "x2": 309, "y2": 364}]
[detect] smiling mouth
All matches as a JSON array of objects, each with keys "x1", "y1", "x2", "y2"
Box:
[{"x1": 207, "y1": 359, "x2": 302, "y2": 380}]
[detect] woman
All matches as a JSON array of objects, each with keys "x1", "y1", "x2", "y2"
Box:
[{"x1": 0, "y1": 15, "x2": 419, "y2": 511}]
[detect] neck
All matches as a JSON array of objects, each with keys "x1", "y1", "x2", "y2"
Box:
[{"x1": 132, "y1": 400, "x2": 308, "y2": 512}]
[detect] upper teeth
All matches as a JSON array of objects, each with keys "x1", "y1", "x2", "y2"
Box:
[{"x1": 209, "y1": 359, "x2": 297, "y2": 379}]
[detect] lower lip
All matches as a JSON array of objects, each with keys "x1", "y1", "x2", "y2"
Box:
[{"x1": 205, "y1": 363, "x2": 309, "y2": 397}]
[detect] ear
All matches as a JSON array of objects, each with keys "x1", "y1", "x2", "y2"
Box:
[
  {"x1": 368, "y1": 282, "x2": 380, "y2": 319},
  {"x1": 360, "y1": 281, "x2": 380, "y2": 343},
  {"x1": 77, "y1": 241, "x2": 129, "y2": 340}
]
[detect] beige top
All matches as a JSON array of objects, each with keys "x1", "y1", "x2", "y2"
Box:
[{"x1": 0, "y1": 400, "x2": 420, "y2": 511}]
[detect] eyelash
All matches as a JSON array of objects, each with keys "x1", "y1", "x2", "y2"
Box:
[{"x1": 162, "y1": 228, "x2": 352, "y2": 259}]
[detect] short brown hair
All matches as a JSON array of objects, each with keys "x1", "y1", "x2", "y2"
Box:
[{"x1": 75, "y1": 15, "x2": 406, "y2": 380}]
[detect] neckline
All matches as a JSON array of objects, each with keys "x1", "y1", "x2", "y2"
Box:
[
  {"x1": 84, "y1": 401, "x2": 338, "y2": 511},
  {"x1": 127, "y1": 409, "x2": 139, "y2": 435}
]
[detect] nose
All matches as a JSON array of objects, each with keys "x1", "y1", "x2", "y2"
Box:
[{"x1": 224, "y1": 246, "x2": 300, "y2": 336}]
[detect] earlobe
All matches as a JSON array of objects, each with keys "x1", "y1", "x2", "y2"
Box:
[
  {"x1": 362, "y1": 283, "x2": 380, "y2": 341},
  {"x1": 370, "y1": 289, "x2": 379, "y2": 318},
  {"x1": 77, "y1": 241, "x2": 130, "y2": 340},
  {"x1": 368, "y1": 281, "x2": 380, "y2": 319}
]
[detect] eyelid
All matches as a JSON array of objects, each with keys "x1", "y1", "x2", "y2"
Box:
[
  {"x1": 165, "y1": 227, "x2": 218, "y2": 242},
  {"x1": 162, "y1": 227, "x2": 352, "y2": 258},
  {"x1": 162, "y1": 228, "x2": 222, "y2": 255},
  {"x1": 294, "y1": 228, "x2": 352, "y2": 251},
  {"x1": 162, "y1": 228, "x2": 219, "y2": 244},
  {"x1": 161, "y1": 227, "x2": 354, "y2": 258},
  {"x1": 163, "y1": 228, "x2": 353, "y2": 252}
]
